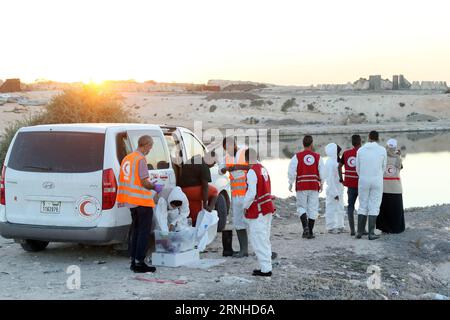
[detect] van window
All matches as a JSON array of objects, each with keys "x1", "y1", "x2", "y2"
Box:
[
  {"x1": 127, "y1": 132, "x2": 170, "y2": 170},
  {"x1": 182, "y1": 132, "x2": 205, "y2": 162},
  {"x1": 8, "y1": 131, "x2": 105, "y2": 173}
]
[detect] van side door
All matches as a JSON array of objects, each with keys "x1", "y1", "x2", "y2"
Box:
[{"x1": 126, "y1": 130, "x2": 176, "y2": 188}]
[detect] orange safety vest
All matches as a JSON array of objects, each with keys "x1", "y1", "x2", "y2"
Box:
[
  {"x1": 225, "y1": 148, "x2": 248, "y2": 197},
  {"x1": 117, "y1": 151, "x2": 155, "y2": 207}
]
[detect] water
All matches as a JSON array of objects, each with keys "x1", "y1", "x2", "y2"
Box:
[{"x1": 260, "y1": 131, "x2": 450, "y2": 208}]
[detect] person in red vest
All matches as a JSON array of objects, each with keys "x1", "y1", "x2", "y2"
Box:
[
  {"x1": 243, "y1": 148, "x2": 275, "y2": 277},
  {"x1": 338, "y1": 134, "x2": 367, "y2": 236},
  {"x1": 288, "y1": 135, "x2": 325, "y2": 239}
]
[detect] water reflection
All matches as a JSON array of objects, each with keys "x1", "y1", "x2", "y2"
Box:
[{"x1": 260, "y1": 131, "x2": 450, "y2": 208}]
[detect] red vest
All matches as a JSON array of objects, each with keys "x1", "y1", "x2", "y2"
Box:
[
  {"x1": 342, "y1": 147, "x2": 359, "y2": 188},
  {"x1": 296, "y1": 150, "x2": 321, "y2": 191},
  {"x1": 246, "y1": 164, "x2": 275, "y2": 219}
]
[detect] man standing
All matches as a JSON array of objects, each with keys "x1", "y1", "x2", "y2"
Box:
[
  {"x1": 243, "y1": 148, "x2": 275, "y2": 277},
  {"x1": 219, "y1": 136, "x2": 250, "y2": 257},
  {"x1": 355, "y1": 131, "x2": 387, "y2": 240},
  {"x1": 288, "y1": 135, "x2": 325, "y2": 239},
  {"x1": 338, "y1": 134, "x2": 364, "y2": 236},
  {"x1": 117, "y1": 135, "x2": 161, "y2": 273}
]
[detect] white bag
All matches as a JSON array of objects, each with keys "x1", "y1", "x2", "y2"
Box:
[{"x1": 195, "y1": 209, "x2": 219, "y2": 252}]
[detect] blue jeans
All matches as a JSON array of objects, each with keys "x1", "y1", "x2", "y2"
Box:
[
  {"x1": 347, "y1": 187, "x2": 358, "y2": 216},
  {"x1": 129, "y1": 206, "x2": 153, "y2": 263}
]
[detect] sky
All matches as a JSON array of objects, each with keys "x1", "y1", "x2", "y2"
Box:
[{"x1": 1, "y1": 0, "x2": 449, "y2": 85}]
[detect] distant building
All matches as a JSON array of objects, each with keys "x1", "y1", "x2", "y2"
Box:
[{"x1": 0, "y1": 78, "x2": 21, "y2": 93}]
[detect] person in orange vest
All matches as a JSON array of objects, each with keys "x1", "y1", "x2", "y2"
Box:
[
  {"x1": 219, "y1": 136, "x2": 250, "y2": 257},
  {"x1": 243, "y1": 148, "x2": 275, "y2": 277},
  {"x1": 338, "y1": 134, "x2": 367, "y2": 236},
  {"x1": 288, "y1": 135, "x2": 325, "y2": 239},
  {"x1": 117, "y1": 135, "x2": 162, "y2": 273}
]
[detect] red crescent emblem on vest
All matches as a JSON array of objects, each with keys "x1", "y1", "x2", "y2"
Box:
[
  {"x1": 123, "y1": 161, "x2": 131, "y2": 177},
  {"x1": 304, "y1": 155, "x2": 315, "y2": 166},
  {"x1": 347, "y1": 156, "x2": 356, "y2": 168},
  {"x1": 386, "y1": 165, "x2": 396, "y2": 176}
]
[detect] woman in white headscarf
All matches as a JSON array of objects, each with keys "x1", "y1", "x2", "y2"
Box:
[{"x1": 376, "y1": 138, "x2": 405, "y2": 234}]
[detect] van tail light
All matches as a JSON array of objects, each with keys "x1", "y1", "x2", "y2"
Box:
[
  {"x1": 0, "y1": 166, "x2": 6, "y2": 206},
  {"x1": 102, "y1": 168, "x2": 117, "y2": 210}
]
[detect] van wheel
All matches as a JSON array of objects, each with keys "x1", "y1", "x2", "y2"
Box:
[
  {"x1": 20, "y1": 240, "x2": 49, "y2": 252},
  {"x1": 216, "y1": 193, "x2": 228, "y2": 232}
]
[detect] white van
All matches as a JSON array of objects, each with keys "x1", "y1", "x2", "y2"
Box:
[{"x1": 0, "y1": 123, "x2": 230, "y2": 252}]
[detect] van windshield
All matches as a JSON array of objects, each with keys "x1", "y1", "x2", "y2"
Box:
[{"x1": 8, "y1": 131, "x2": 105, "y2": 173}]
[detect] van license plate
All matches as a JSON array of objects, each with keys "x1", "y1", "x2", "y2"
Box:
[{"x1": 41, "y1": 201, "x2": 61, "y2": 214}]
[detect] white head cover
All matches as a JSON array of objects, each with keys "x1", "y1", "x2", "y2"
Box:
[{"x1": 386, "y1": 138, "x2": 397, "y2": 149}]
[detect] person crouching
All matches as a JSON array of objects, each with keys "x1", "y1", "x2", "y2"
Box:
[{"x1": 243, "y1": 148, "x2": 275, "y2": 277}]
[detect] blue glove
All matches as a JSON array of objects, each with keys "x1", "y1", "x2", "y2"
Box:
[{"x1": 153, "y1": 183, "x2": 164, "y2": 193}]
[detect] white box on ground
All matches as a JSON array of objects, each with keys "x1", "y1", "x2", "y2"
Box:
[{"x1": 151, "y1": 249, "x2": 200, "y2": 267}]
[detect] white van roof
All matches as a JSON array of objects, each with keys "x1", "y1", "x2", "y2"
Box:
[{"x1": 19, "y1": 123, "x2": 165, "y2": 133}]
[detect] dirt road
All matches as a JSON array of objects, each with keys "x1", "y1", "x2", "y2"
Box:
[{"x1": 0, "y1": 198, "x2": 448, "y2": 300}]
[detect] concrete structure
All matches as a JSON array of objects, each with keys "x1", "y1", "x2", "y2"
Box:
[
  {"x1": 399, "y1": 75, "x2": 411, "y2": 89},
  {"x1": 392, "y1": 75, "x2": 399, "y2": 90},
  {"x1": 369, "y1": 75, "x2": 382, "y2": 90}
]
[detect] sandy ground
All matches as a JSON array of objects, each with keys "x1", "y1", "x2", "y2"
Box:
[
  {"x1": 0, "y1": 198, "x2": 448, "y2": 300},
  {"x1": 1, "y1": 90, "x2": 450, "y2": 136}
]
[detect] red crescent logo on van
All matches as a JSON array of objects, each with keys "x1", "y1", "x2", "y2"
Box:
[{"x1": 76, "y1": 197, "x2": 101, "y2": 219}]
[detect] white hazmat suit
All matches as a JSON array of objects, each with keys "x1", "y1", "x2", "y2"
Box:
[
  {"x1": 324, "y1": 143, "x2": 345, "y2": 231},
  {"x1": 356, "y1": 142, "x2": 387, "y2": 216},
  {"x1": 243, "y1": 166, "x2": 273, "y2": 273},
  {"x1": 154, "y1": 186, "x2": 190, "y2": 232}
]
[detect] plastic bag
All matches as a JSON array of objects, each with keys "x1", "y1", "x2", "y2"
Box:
[
  {"x1": 154, "y1": 227, "x2": 197, "y2": 253},
  {"x1": 195, "y1": 209, "x2": 219, "y2": 252}
]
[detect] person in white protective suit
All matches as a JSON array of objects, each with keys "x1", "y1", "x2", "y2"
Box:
[
  {"x1": 154, "y1": 186, "x2": 190, "y2": 232},
  {"x1": 324, "y1": 143, "x2": 346, "y2": 234},
  {"x1": 219, "y1": 136, "x2": 250, "y2": 258},
  {"x1": 355, "y1": 131, "x2": 387, "y2": 240},
  {"x1": 243, "y1": 148, "x2": 275, "y2": 277}
]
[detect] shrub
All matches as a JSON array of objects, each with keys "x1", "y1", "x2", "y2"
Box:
[
  {"x1": 250, "y1": 99, "x2": 265, "y2": 107},
  {"x1": 307, "y1": 103, "x2": 315, "y2": 111},
  {"x1": 281, "y1": 98, "x2": 297, "y2": 112},
  {"x1": 0, "y1": 85, "x2": 135, "y2": 165},
  {"x1": 266, "y1": 100, "x2": 273, "y2": 105},
  {"x1": 209, "y1": 105, "x2": 217, "y2": 112},
  {"x1": 399, "y1": 102, "x2": 405, "y2": 107},
  {"x1": 239, "y1": 103, "x2": 247, "y2": 108}
]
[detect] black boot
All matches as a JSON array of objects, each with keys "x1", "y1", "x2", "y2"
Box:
[
  {"x1": 356, "y1": 215, "x2": 367, "y2": 239},
  {"x1": 300, "y1": 213, "x2": 309, "y2": 238},
  {"x1": 133, "y1": 261, "x2": 156, "y2": 273},
  {"x1": 233, "y1": 229, "x2": 249, "y2": 258},
  {"x1": 368, "y1": 216, "x2": 380, "y2": 240},
  {"x1": 348, "y1": 213, "x2": 355, "y2": 236},
  {"x1": 307, "y1": 219, "x2": 315, "y2": 239},
  {"x1": 222, "y1": 230, "x2": 237, "y2": 257}
]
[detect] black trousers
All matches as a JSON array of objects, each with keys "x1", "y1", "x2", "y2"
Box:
[
  {"x1": 347, "y1": 187, "x2": 358, "y2": 216},
  {"x1": 129, "y1": 206, "x2": 153, "y2": 263}
]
